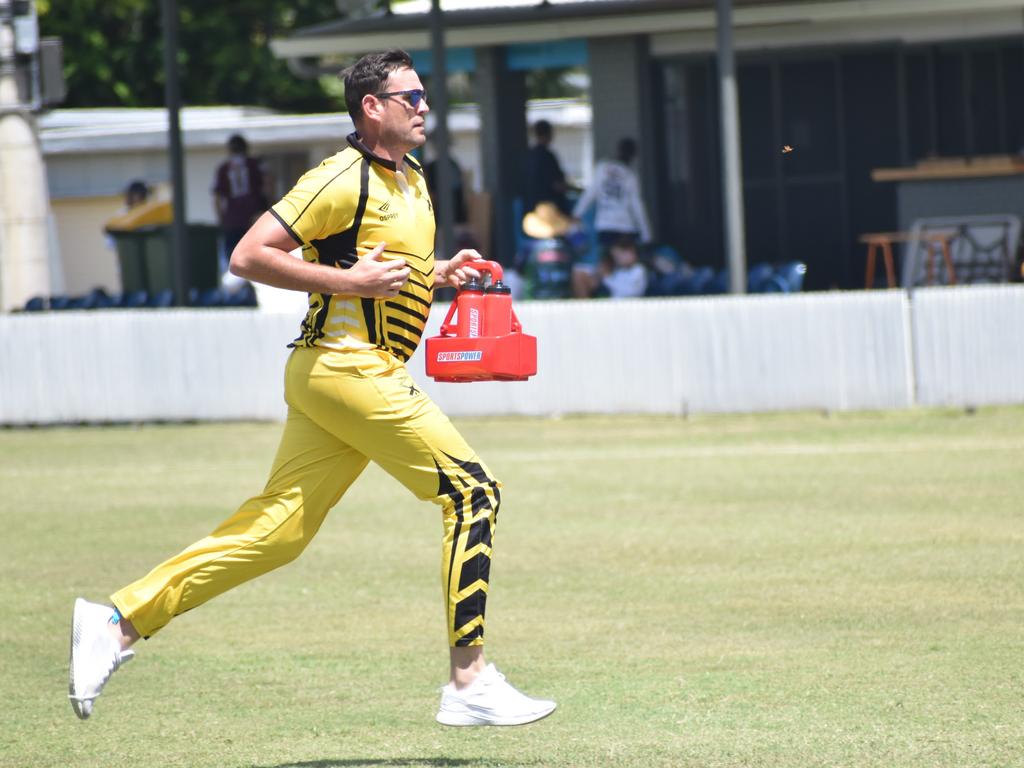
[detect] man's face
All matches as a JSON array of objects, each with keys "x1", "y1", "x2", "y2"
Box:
[{"x1": 376, "y1": 67, "x2": 429, "y2": 153}]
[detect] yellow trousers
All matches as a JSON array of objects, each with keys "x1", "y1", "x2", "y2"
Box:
[{"x1": 111, "y1": 346, "x2": 500, "y2": 647}]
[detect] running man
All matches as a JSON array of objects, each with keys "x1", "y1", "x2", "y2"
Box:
[{"x1": 68, "y1": 48, "x2": 555, "y2": 728}]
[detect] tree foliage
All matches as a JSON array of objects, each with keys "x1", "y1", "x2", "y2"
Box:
[{"x1": 38, "y1": 1, "x2": 346, "y2": 111}]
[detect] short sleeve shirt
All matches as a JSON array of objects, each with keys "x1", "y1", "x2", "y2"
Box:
[
  {"x1": 213, "y1": 156, "x2": 266, "y2": 230},
  {"x1": 270, "y1": 133, "x2": 436, "y2": 360}
]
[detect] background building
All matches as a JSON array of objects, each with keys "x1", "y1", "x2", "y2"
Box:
[
  {"x1": 273, "y1": 0, "x2": 1024, "y2": 289},
  {"x1": 39, "y1": 101, "x2": 592, "y2": 296}
]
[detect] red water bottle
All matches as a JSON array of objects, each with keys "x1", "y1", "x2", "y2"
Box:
[
  {"x1": 455, "y1": 277, "x2": 485, "y2": 338},
  {"x1": 483, "y1": 280, "x2": 512, "y2": 336}
]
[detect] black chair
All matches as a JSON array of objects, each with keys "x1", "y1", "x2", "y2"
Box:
[{"x1": 904, "y1": 215, "x2": 1021, "y2": 287}]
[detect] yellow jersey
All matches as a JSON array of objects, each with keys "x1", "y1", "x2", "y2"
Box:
[{"x1": 270, "y1": 133, "x2": 436, "y2": 361}]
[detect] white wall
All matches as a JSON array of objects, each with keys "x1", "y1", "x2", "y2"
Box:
[{"x1": 2, "y1": 285, "x2": 1019, "y2": 426}]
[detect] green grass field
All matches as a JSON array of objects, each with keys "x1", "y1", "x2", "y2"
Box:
[{"x1": 2, "y1": 408, "x2": 1022, "y2": 768}]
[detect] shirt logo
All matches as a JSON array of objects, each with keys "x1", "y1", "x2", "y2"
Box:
[
  {"x1": 436, "y1": 351, "x2": 483, "y2": 362},
  {"x1": 378, "y1": 200, "x2": 398, "y2": 221}
]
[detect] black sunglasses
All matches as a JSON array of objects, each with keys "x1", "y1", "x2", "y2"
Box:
[{"x1": 375, "y1": 88, "x2": 427, "y2": 108}]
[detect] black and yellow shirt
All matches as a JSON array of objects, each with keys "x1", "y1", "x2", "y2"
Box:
[{"x1": 270, "y1": 132, "x2": 436, "y2": 360}]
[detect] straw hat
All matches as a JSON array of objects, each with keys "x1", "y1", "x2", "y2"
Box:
[{"x1": 522, "y1": 201, "x2": 572, "y2": 239}]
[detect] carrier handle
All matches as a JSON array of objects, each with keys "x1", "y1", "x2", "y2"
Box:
[{"x1": 438, "y1": 260, "x2": 506, "y2": 336}]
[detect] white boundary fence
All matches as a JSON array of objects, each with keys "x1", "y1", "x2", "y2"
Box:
[{"x1": 0, "y1": 285, "x2": 1020, "y2": 425}]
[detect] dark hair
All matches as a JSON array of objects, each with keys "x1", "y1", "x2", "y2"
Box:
[
  {"x1": 341, "y1": 49, "x2": 415, "y2": 123},
  {"x1": 124, "y1": 180, "x2": 149, "y2": 204},
  {"x1": 617, "y1": 137, "x2": 637, "y2": 164},
  {"x1": 227, "y1": 134, "x2": 248, "y2": 154},
  {"x1": 533, "y1": 119, "x2": 553, "y2": 141}
]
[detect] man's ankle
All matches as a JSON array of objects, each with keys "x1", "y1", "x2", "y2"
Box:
[
  {"x1": 105, "y1": 610, "x2": 140, "y2": 651},
  {"x1": 449, "y1": 646, "x2": 486, "y2": 689}
]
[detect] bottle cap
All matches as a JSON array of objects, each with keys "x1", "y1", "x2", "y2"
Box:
[
  {"x1": 461, "y1": 278, "x2": 484, "y2": 292},
  {"x1": 485, "y1": 280, "x2": 511, "y2": 295}
]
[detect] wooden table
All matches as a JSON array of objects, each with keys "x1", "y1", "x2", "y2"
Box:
[{"x1": 860, "y1": 230, "x2": 957, "y2": 288}]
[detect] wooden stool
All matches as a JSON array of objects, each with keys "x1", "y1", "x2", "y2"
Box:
[{"x1": 860, "y1": 231, "x2": 957, "y2": 288}]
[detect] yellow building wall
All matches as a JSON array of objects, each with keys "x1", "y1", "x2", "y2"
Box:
[{"x1": 51, "y1": 196, "x2": 124, "y2": 295}]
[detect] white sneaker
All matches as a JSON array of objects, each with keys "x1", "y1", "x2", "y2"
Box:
[
  {"x1": 436, "y1": 663, "x2": 556, "y2": 726},
  {"x1": 68, "y1": 598, "x2": 135, "y2": 720}
]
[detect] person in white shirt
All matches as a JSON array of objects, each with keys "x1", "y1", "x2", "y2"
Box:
[
  {"x1": 571, "y1": 137, "x2": 652, "y2": 298},
  {"x1": 599, "y1": 237, "x2": 648, "y2": 299}
]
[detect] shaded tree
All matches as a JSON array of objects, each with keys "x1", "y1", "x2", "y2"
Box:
[{"x1": 38, "y1": 1, "x2": 350, "y2": 111}]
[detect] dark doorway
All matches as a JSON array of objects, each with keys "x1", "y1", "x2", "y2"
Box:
[{"x1": 656, "y1": 38, "x2": 1024, "y2": 290}]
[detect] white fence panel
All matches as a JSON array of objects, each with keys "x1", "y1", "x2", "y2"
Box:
[
  {"x1": 912, "y1": 285, "x2": 1024, "y2": 407},
  {"x1": 6, "y1": 287, "x2": 1012, "y2": 425},
  {"x1": 0, "y1": 310, "x2": 295, "y2": 424},
  {"x1": 411, "y1": 291, "x2": 913, "y2": 416}
]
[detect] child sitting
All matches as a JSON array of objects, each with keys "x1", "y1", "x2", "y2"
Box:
[{"x1": 601, "y1": 238, "x2": 648, "y2": 298}]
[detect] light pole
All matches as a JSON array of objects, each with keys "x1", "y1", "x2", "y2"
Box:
[
  {"x1": 429, "y1": 0, "x2": 455, "y2": 260},
  {"x1": 0, "y1": 0, "x2": 52, "y2": 311},
  {"x1": 716, "y1": 0, "x2": 747, "y2": 294},
  {"x1": 162, "y1": 0, "x2": 189, "y2": 305}
]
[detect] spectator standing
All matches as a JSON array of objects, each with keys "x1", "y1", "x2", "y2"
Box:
[
  {"x1": 425, "y1": 135, "x2": 476, "y2": 252},
  {"x1": 571, "y1": 137, "x2": 652, "y2": 298},
  {"x1": 212, "y1": 134, "x2": 268, "y2": 273},
  {"x1": 425, "y1": 138, "x2": 468, "y2": 227},
  {"x1": 524, "y1": 119, "x2": 571, "y2": 216}
]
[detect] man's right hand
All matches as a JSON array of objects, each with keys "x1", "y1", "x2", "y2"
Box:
[
  {"x1": 345, "y1": 242, "x2": 410, "y2": 298},
  {"x1": 230, "y1": 215, "x2": 412, "y2": 298}
]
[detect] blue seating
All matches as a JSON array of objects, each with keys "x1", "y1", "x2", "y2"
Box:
[
  {"x1": 23, "y1": 296, "x2": 46, "y2": 312},
  {"x1": 81, "y1": 288, "x2": 116, "y2": 309},
  {"x1": 759, "y1": 274, "x2": 790, "y2": 292},
  {"x1": 223, "y1": 283, "x2": 257, "y2": 307},
  {"x1": 147, "y1": 289, "x2": 175, "y2": 308},
  {"x1": 120, "y1": 291, "x2": 149, "y2": 308},
  {"x1": 706, "y1": 268, "x2": 730, "y2": 294},
  {"x1": 747, "y1": 262, "x2": 776, "y2": 292},
  {"x1": 193, "y1": 287, "x2": 225, "y2": 307},
  {"x1": 775, "y1": 261, "x2": 807, "y2": 292},
  {"x1": 683, "y1": 266, "x2": 714, "y2": 295}
]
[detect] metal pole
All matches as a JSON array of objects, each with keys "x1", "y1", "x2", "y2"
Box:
[
  {"x1": 162, "y1": 0, "x2": 188, "y2": 305},
  {"x1": 715, "y1": 0, "x2": 747, "y2": 294},
  {"x1": 429, "y1": 0, "x2": 455, "y2": 258},
  {"x1": 0, "y1": 0, "x2": 51, "y2": 311}
]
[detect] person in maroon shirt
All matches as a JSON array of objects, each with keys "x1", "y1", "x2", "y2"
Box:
[{"x1": 212, "y1": 134, "x2": 268, "y2": 271}]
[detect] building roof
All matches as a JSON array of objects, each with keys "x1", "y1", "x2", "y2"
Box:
[
  {"x1": 271, "y1": 0, "x2": 1024, "y2": 60},
  {"x1": 37, "y1": 99, "x2": 593, "y2": 157},
  {"x1": 39, "y1": 107, "x2": 353, "y2": 155}
]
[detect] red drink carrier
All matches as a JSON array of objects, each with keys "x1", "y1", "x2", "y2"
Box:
[{"x1": 425, "y1": 260, "x2": 537, "y2": 382}]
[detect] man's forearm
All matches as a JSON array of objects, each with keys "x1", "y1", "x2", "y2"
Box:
[{"x1": 231, "y1": 244, "x2": 356, "y2": 295}]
